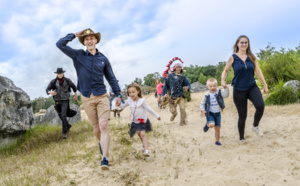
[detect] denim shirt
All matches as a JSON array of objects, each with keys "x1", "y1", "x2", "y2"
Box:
[
  {"x1": 56, "y1": 33, "x2": 120, "y2": 98},
  {"x1": 162, "y1": 73, "x2": 191, "y2": 99}
]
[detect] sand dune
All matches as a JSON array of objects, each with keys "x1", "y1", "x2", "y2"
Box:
[{"x1": 65, "y1": 87, "x2": 300, "y2": 185}]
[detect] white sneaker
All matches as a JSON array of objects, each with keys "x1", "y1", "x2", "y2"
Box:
[
  {"x1": 143, "y1": 150, "x2": 150, "y2": 157},
  {"x1": 240, "y1": 139, "x2": 246, "y2": 143},
  {"x1": 252, "y1": 126, "x2": 263, "y2": 136},
  {"x1": 141, "y1": 146, "x2": 145, "y2": 153}
]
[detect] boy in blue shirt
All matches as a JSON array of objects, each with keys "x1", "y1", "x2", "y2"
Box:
[{"x1": 200, "y1": 78, "x2": 229, "y2": 146}]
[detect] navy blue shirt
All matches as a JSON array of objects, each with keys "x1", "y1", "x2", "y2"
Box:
[
  {"x1": 231, "y1": 54, "x2": 256, "y2": 91},
  {"x1": 56, "y1": 34, "x2": 120, "y2": 98},
  {"x1": 163, "y1": 73, "x2": 191, "y2": 99}
]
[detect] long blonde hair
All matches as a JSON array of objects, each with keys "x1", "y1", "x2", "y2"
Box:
[{"x1": 234, "y1": 35, "x2": 257, "y2": 68}]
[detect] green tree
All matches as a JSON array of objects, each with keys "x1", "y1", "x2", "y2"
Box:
[
  {"x1": 202, "y1": 65, "x2": 217, "y2": 77},
  {"x1": 215, "y1": 62, "x2": 226, "y2": 82},
  {"x1": 143, "y1": 72, "x2": 163, "y2": 87},
  {"x1": 69, "y1": 93, "x2": 81, "y2": 106},
  {"x1": 257, "y1": 45, "x2": 300, "y2": 90},
  {"x1": 134, "y1": 77, "x2": 142, "y2": 85},
  {"x1": 44, "y1": 96, "x2": 55, "y2": 109},
  {"x1": 198, "y1": 73, "x2": 207, "y2": 85},
  {"x1": 33, "y1": 97, "x2": 44, "y2": 113}
]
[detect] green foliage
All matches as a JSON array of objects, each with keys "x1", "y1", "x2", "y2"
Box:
[
  {"x1": 198, "y1": 73, "x2": 206, "y2": 85},
  {"x1": 202, "y1": 65, "x2": 217, "y2": 77},
  {"x1": 69, "y1": 94, "x2": 81, "y2": 106},
  {"x1": 265, "y1": 80, "x2": 299, "y2": 105},
  {"x1": 225, "y1": 68, "x2": 234, "y2": 84},
  {"x1": 31, "y1": 96, "x2": 55, "y2": 113},
  {"x1": 32, "y1": 94, "x2": 81, "y2": 113},
  {"x1": 143, "y1": 72, "x2": 164, "y2": 87},
  {"x1": 184, "y1": 89, "x2": 191, "y2": 102},
  {"x1": 133, "y1": 77, "x2": 142, "y2": 85},
  {"x1": 184, "y1": 62, "x2": 232, "y2": 85},
  {"x1": 257, "y1": 44, "x2": 300, "y2": 91}
]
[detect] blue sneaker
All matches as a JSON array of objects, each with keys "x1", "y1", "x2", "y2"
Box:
[
  {"x1": 215, "y1": 141, "x2": 222, "y2": 146},
  {"x1": 203, "y1": 123, "x2": 209, "y2": 132},
  {"x1": 98, "y1": 142, "x2": 103, "y2": 155},
  {"x1": 101, "y1": 157, "x2": 109, "y2": 170}
]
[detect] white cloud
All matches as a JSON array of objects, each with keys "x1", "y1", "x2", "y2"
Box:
[{"x1": 1, "y1": 0, "x2": 300, "y2": 99}]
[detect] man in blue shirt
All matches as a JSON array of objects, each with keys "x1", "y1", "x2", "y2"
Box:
[{"x1": 56, "y1": 28, "x2": 121, "y2": 170}]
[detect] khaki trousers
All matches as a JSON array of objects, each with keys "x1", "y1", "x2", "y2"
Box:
[{"x1": 168, "y1": 97, "x2": 186, "y2": 125}]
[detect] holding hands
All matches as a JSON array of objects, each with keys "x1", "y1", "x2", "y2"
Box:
[
  {"x1": 115, "y1": 97, "x2": 121, "y2": 106},
  {"x1": 221, "y1": 80, "x2": 227, "y2": 89}
]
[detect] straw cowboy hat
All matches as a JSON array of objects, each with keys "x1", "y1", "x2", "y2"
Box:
[{"x1": 78, "y1": 28, "x2": 101, "y2": 46}]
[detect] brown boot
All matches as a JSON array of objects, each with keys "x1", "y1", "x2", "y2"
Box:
[
  {"x1": 179, "y1": 120, "x2": 187, "y2": 126},
  {"x1": 170, "y1": 113, "x2": 177, "y2": 121}
]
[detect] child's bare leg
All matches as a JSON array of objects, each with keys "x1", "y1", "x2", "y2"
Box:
[
  {"x1": 139, "y1": 131, "x2": 148, "y2": 150},
  {"x1": 157, "y1": 96, "x2": 161, "y2": 103},
  {"x1": 207, "y1": 122, "x2": 215, "y2": 128},
  {"x1": 138, "y1": 132, "x2": 143, "y2": 144},
  {"x1": 214, "y1": 127, "x2": 220, "y2": 142}
]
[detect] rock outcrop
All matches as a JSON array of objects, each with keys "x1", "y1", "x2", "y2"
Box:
[
  {"x1": 34, "y1": 104, "x2": 81, "y2": 125},
  {"x1": 0, "y1": 75, "x2": 34, "y2": 140},
  {"x1": 283, "y1": 80, "x2": 300, "y2": 91},
  {"x1": 190, "y1": 82, "x2": 208, "y2": 93}
]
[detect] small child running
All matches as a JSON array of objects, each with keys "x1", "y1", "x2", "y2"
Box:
[
  {"x1": 200, "y1": 78, "x2": 229, "y2": 146},
  {"x1": 120, "y1": 82, "x2": 161, "y2": 157}
]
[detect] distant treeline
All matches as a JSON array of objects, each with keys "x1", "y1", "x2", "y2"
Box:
[
  {"x1": 32, "y1": 94, "x2": 80, "y2": 113},
  {"x1": 127, "y1": 62, "x2": 233, "y2": 89},
  {"x1": 32, "y1": 44, "x2": 300, "y2": 112}
]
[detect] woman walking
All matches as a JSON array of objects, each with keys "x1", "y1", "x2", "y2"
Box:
[{"x1": 221, "y1": 35, "x2": 268, "y2": 143}]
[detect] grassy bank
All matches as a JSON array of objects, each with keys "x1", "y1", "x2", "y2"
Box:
[
  {"x1": 0, "y1": 120, "x2": 164, "y2": 185},
  {"x1": 0, "y1": 121, "x2": 94, "y2": 185}
]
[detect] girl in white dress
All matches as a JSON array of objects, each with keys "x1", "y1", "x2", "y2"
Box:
[{"x1": 120, "y1": 82, "x2": 161, "y2": 157}]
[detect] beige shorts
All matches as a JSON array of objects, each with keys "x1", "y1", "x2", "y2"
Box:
[{"x1": 81, "y1": 93, "x2": 110, "y2": 125}]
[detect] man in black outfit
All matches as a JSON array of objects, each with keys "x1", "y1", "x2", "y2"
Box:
[{"x1": 46, "y1": 68, "x2": 78, "y2": 139}]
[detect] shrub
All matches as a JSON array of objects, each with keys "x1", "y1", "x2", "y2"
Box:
[
  {"x1": 184, "y1": 89, "x2": 191, "y2": 102},
  {"x1": 265, "y1": 80, "x2": 299, "y2": 105},
  {"x1": 257, "y1": 45, "x2": 300, "y2": 91}
]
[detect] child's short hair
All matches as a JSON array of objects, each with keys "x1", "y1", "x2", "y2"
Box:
[
  {"x1": 206, "y1": 78, "x2": 218, "y2": 85},
  {"x1": 127, "y1": 82, "x2": 143, "y2": 98}
]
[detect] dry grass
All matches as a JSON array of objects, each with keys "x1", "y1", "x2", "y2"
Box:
[
  {"x1": 0, "y1": 119, "x2": 165, "y2": 185},
  {"x1": 0, "y1": 121, "x2": 95, "y2": 185},
  {"x1": 2, "y1": 91, "x2": 299, "y2": 185}
]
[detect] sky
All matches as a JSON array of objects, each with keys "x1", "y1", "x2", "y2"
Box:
[{"x1": 1, "y1": 0, "x2": 300, "y2": 100}]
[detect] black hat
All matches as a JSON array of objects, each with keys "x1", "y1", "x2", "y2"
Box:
[{"x1": 54, "y1": 68, "x2": 66, "y2": 74}]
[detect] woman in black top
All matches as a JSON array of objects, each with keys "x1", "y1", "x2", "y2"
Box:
[{"x1": 221, "y1": 35, "x2": 268, "y2": 143}]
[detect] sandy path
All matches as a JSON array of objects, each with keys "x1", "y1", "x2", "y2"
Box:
[{"x1": 61, "y1": 87, "x2": 300, "y2": 186}]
